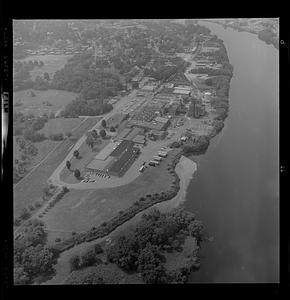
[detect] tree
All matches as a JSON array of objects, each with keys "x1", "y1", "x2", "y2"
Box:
[
  {"x1": 74, "y1": 169, "x2": 81, "y2": 179},
  {"x1": 86, "y1": 134, "x2": 96, "y2": 149},
  {"x1": 137, "y1": 243, "x2": 162, "y2": 272},
  {"x1": 69, "y1": 255, "x2": 80, "y2": 272},
  {"x1": 25, "y1": 143, "x2": 38, "y2": 157},
  {"x1": 14, "y1": 267, "x2": 30, "y2": 285},
  {"x1": 106, "y1": 234, "x2": 139, "y2": 271},
  {"x1": 80, "y1": 249, "x2": 98, "y2": 268},
  {"x1": 141, "y1": 265, "x2": 168, "y2": 284},
  {"x1": 109, "y1": 126, "x2": 116, "y2": 132},
  {"x1": 91, "y1": 129, "x2": 99, "y2": 139},
  {"x1": 188, "y1": 220, "x2": 204, "y2": 243},
  {"x1": 73, "y1": 150, "x2": 79, "y2": 159},
  {"x1": 19, "y1": 207, "x2": 30, "y2": 220},
  {"x1": 43, "y1": 72, "x2": 50, "y2": 81},
  {"x1": 66, "y1": 160, "x2": 71, "y2": 170},
  {"x1": 16, "y1": 137, "x2": 26, "y2": 150},
  {"x1": 101, "y1": 119, "x2": 107, "y2": 128},
  {"x1": 99, "y1": 129, "x2": 106, "y2": 139}
]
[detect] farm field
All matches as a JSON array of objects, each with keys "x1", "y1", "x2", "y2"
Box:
[
  {"x1": 42, "y1": 149, "x2": 180, "y2": 243},
  {"x1": 13, "y1": 117, "x2": 101, "y2": 217},
  {"x1": 16, "y1": 54, "x2": 73, "y2": 80},
  {"x1": 13, "y1": 89, "x2": 78, "y2": 116}
]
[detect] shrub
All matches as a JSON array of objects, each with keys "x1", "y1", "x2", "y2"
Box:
[
  {"x1": 19, "y1": 207, "x2": 30, "y2": 220},
  {"x1": 14, "y1": 218, "x2": 22, "y2": 227},
  {"x1": 34, "y1": 201, "x2": 41, "y2": 208},
  {"x1": 74, "y1": 169, "x2": 81, "y2": 179},
  {"x1": 49, "y1": 133, "x2": 64, "y2": 141},
  {"x1": 93, "y1": 244, "x2": 103, "y2": 254},
  {"x1": 69, "y1": 255, "x2": 81, "y2": 272}
]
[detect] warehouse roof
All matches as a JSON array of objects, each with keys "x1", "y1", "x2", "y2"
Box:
[{"x1": 94, "y1": 141, "x2": 121, "y2": 161}]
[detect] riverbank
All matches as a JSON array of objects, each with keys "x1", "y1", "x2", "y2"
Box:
[
  {"x1": 205, "y1": 19, "x2": 279, "y2": 49},
  {"x1": 42, "y1": 156, "x2": 198, "y2": 284},
  {"x1": 185, "y1": 20, "x2": 279, "y2": 283}
]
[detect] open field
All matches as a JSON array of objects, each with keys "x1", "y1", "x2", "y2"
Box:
[
  {"x1": 13, "y1": 89, "x2": 78, "y2": 116},
  {"x1": 42, "y1": 150, "x2": 180, "y2": 243},
  {"x1": 39, "y1": 118, "x2": 84, "y2": 136},
  {"x1": 13, "y1": 117, "x2": 101, "y2": 217},
  {"x1": 16, "y1": 54, "x2": 73, "y2": 80}
]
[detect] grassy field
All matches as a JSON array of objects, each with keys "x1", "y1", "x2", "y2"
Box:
[
  {"x1": 17, "y1": 54, "x2": 72, "y2": 80},
  {"x1": 13, "y1": 117, "x2": 101, "y2": 217},
  {"x1": 39, "y1": 118, "x2": 84, "y2": 136},
  {"x1": 14, "y1": 118, "x2": 84, "y2": 174},
  {"x1": 13, "y1": 137, "x2": 60, "y2": 167},
  {"x1": 42, "y1": 150, "x2": 180, "y2": 242},
  {"x1": 13, "y1": 89, "x2": 78, "y2": 116}
]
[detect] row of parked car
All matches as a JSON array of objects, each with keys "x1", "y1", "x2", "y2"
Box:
[
  {"x1": 140, "y1": 147, "x2": 170, "y2": 171},
  {"x1": 82, "y1": 171, "x2": 111, "y2": 183}
]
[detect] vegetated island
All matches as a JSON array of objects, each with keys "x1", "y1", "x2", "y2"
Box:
[
  {"x1": 13, "y1": 20, "x2": 233, "y2": 285},
  {"x1": 205, "y1": 18, "x2": 279, "y2": 49}
]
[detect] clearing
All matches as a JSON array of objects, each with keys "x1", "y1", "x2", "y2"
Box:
[
  {"x1": 39, "y1": 118, "x2": 84, "y2": 136},
  {"x1": 13, "y1": 89, "x2": 78, "y2": 116},
  {"x1": 16, "y1": 54, "x2": 72, "y2": 80}
]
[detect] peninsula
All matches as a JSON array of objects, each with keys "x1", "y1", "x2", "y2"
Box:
[{"x1": 13, "y1": 19, "x2": 233, "y2": 284}]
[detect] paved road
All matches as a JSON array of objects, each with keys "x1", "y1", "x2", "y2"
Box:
[{"x1": 48, "y1": 89, "x2": 156, "y2": 188}]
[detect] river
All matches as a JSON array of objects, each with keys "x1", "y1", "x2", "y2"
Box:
[{"x1": 185, "y1": 21, "x2": 279, "y2": 283}]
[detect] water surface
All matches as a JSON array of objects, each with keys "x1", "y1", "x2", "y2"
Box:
[{"x1": 186, "y1": 21, "x2": 279, "y2": 283}]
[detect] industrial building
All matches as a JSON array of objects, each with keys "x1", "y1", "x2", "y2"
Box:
[
  {"x1": 129, "y1": 116, "x2": 170, "y2": 131},
  {"x1": 117, "y1": 127, "x2": 146, "y2": 145},
  {"x1": 86, "y1": 140, "x2": 140, "y2": 177},
  {"x1": 187, "y1": 98, "x2": 206, "y2": 118}
]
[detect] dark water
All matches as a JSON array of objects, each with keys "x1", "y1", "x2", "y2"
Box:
[{"x1": 186, "y1": 22, "x2": 279, "y2": 283}]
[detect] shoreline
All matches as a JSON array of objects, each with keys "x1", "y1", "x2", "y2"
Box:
[
  {"x1": 205, "y1": 20, "x2": 279, "y2": 49},
  {"x1": 42, "y1": 155, "x2": 197, "y2": 284}
]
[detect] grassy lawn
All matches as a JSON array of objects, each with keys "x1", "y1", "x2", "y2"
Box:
[
  {"x1": 39, "y1": 118, "x2": 84, "y2": 136},
  {"x1": 14, "y1": 117, "x2": 101, "y2": 217},
  {"x1": 17, "y1": 54, "x2": 72, "y2": 80},
  {"x1": 13, "y1": 89, "x2": 78, "y2": 117},
  {"x1": 43, "y1": 149, "x2": 180, "y2": 239}
]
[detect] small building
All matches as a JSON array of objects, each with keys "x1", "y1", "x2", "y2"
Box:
[
  {"x1": 132, "y1": 135, "x2": 146, "y2": 145},
  {"x1": 150, "y1": 130, "x2": 167, "y2": 140}
]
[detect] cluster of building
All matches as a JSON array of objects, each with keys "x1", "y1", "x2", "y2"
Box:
[{"x1": 187, "y1": 98, "x2": 206, "y2": 118}]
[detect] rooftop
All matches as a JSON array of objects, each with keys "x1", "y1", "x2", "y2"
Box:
[
  {"x1": 154, "y1": 116, "x2": 170, "y2": 123},
  {"x1": 94, "y1": 141, "x2": 121, "y2": 161}
]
